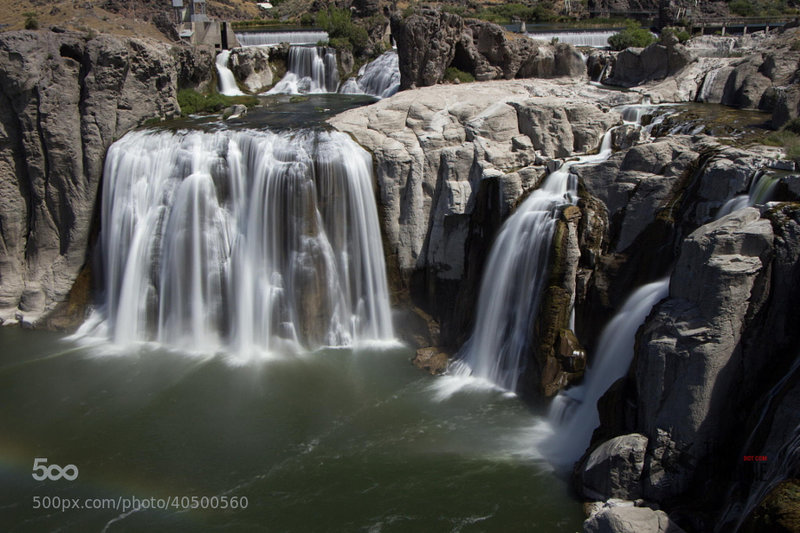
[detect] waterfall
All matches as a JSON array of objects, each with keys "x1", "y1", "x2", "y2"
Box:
[
  {"x1": 235, "y1": 31, "x2": 329, "y2": 46},
  {"x1": 87, "y1": 128, "x2": 393, "y2": 354},
  {"x1": 545, "y1": 279, "x2": 670, "y2": 465},
  {"x1": 527, "y1": 30, "x2": 617, "y2": 48},
  {"x1": 543, "y1": 165, "x2": 778, "y2": 466},
  {"x1": 267, "y1": 46, "x2": 339, "y2": 95},
  {"x1": 453, "y1": 131, "x2": 614, "y2": 392},
  {"x1": 339, "y1": 51, "x2": 400, "y2": 99},
  {"x1": 216, "y1": 51, "x2": 245, "y2": 97},
  {"x1": 717, "y1": 170, "x2": 779, "y2": 219}
]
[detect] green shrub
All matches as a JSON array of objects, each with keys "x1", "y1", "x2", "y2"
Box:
[
  {"x1": 299, "y1": 13, "x2": 314, "y2": 26},
  {"x1": 444, "y1": 67, "x2": 475, "y2": 83},
  {"x1": 608, "y1": 22, "x2": 656, "y2": 50},
  {"x1": 316, "y1": 8, "x2": 369, "y2": 55},
  {"x1": 177, "y1": 89, "x2": 258, "y2": 117},
  {"x1": 23, "y1": 12, "x2": 39, "y2": 30},
  {"x1": 729, "y1": 0, "x2": 757, "y2": 16}
]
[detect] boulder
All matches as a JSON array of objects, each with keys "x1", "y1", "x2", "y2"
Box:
[
  {"x1": 584, "y1": 505, "x2": 686, "y2": 533},
  {"x1": 390, "y1": 9, "x2": 464, "y2": 89},
  {"x1": 229, "y1": 46, "x2": 274, "y2": 93},
  {"x1": 606, "y1": 41, "x2": 694, "y2": 88},
  {"x1": 580, "y1": 434, "x2": 648, "y2": 501}
]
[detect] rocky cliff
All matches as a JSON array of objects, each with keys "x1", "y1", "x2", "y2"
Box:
[
  {"x1": 0, "y1": 29, "x2": 212, "y2": 328},
  {"x1": 390, "y1": 10, "x2": 586, "y2": 89}
]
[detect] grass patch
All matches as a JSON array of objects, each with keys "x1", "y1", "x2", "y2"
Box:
[
  {"x1": 764, "y1": 119, "x2": 800, "y2": 161},
  {"x1": 177, "y1": 89, "x2": 258, "y2": 117},
  {"x1": 444, "y1": 67, "x2": 475, "y2": 83}
]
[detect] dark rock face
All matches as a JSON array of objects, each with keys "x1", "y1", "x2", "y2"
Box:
[
  {"x1": 606, "y1": 41, "x2": 693, "y2": 88},
  {"x1": 0, "y1": 30, "x2": 212, "y2": 326},
  {"x1": 390, "y1": 10, "x2": 464, "y2": 90},
  {"x1": 390, "y1": 10, "x2": 585, "y2": 89}
]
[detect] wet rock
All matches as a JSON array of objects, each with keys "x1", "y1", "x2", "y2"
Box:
[
  {"x1": 413, "y1": 347, "x2": 450, "y2": 375},
  {"x1": 740, "y1": 479, "x2": 800, "y2": 533}
]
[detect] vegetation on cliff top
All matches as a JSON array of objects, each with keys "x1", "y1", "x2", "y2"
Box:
[{"x1": 608, "y1": 21, "x2": 656, "y2": 50}]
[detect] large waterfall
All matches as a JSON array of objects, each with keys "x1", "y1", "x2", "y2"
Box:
[
  {"x1": 339, "y1": 51, "x2": 401, "y2": 99},
  {"x1": 453, "y1": 132, "x2": 614, "y2": 392},
  {"x1": 87, "y1": 128, "x2": 393, "y2": 354},
  {"x1": 268, "y1": 46, "x2": 339, "y2": 95}
]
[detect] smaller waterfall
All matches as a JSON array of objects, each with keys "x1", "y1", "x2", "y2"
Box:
[
  {"x1": 216, "y1": 51, "x2": 245, "y2": 96},
  {"x1": 545, "y1": 279, "x2": 670, "y2": 465},
  {"x1": 618, "y1": 96, "x2": 657, "y2": 125},
  {"x1": 267, "y1": 46, "x2": 339, "y2": 95},
  {"x1": 527, "y1": 30, "x2": 617, "y2": 47},
  {"x1": 235, "y1": 31, "x2": 329, "y2": 46},
  {"x1": 339, "y1": 51, "x2": 400, "y2": 99},
  {"x1": 717, "y1": 170, "x2": 779, "y2": 218},
  {"x1": 453, "y1": 131, "x2": 614, "y2": 392}
]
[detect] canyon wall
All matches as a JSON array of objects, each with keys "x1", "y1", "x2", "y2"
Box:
[{"x1": 0, "y1": 29, "x2": 213, "y2": 327}]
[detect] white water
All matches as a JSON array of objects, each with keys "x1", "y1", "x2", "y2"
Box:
[
  {"x1": 215, "y1": 51, "x2": 245, "y2": 97},
  {"x1": 235, "y1": 31, "x2": 329, "y2": 46},
  {"x1": 339, "y1": 51, "x2": 400, "y2": 99},
  {"x1": 81, "y1": 129, "x2": 393, "y2": 355},
  {"x1": 452, "y1": 131, "x2": 614, "y2": 392},
  {"x1": 717, "y1": 171, "x2": 779, "y2": 218},
  {"x1": 527, "y1": 30, "x2": 617, "y2": 48},
  {"x1": 544, "y1": 279, "x2": 670, "y2": 465},
  {"x1": 267, "y1": 46, "x2": 339, "y2": 95}
]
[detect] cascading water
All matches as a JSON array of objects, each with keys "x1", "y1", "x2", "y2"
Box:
[
  {"x1": 452, "y1": 131, "x2": 614, "y2": 392},
  {"x1": 235, "y1": 31, "x2": 329, "y2": 46},
  {"x1": 339, "y1": 51, "x2": 400, "y2": 99},
  {"x1": 267, "y1": 46, "x2": 339, "y2": 95},
  {"x1": 717, "y1": 170, "x2": 779, "y2": 218},
  {"x1": 216, "y1": 50, "x2": 245, "y2": 97},
  {"x1": 526, "y1": 30, "x2": 617, "y2": 48},
  {"x1": 544, "y1": 279, "x2": 670, "y2": 465},
  {"x1": 544, "y1": 162, "x2": 779, "y2": 466},
  {"x1": 84, "y1": 128, "x2": 393, "y2": 354}
]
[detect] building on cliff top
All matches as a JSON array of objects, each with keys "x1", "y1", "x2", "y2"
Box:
[{"x1": 172, "y1": 0, "x2": 238, "y2": 50}]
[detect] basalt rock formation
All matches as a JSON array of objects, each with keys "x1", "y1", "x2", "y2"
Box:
[
  {"x1": 390, "y1": 10, "x2": 585, "y2": 89},
  {"x1": 0, "y1": 29, "x2": 212, "y2": 327}
]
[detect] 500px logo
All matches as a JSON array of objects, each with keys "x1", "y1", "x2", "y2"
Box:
[{"x1": 32, "y1": 458, "x2": 79, "y2": 481}]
